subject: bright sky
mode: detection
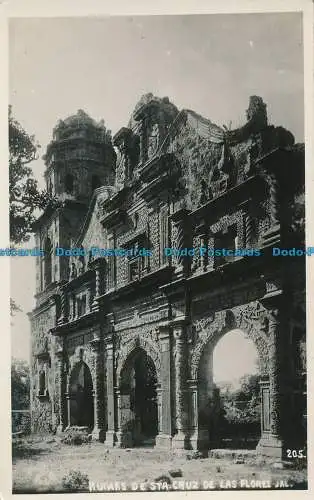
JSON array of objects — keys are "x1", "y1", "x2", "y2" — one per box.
[
  {"x1": 213, "y1": 329, "x2": 259, "y2": 386},
  {"x1": 9, "y1": 13, "x2": 304, "y2": 363}
]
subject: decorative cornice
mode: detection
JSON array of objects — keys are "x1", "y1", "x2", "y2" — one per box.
[
  {"x1": 100, "y1": 207, "x2": 127, "y2": 228},
  {"x1": 63, "y1": 269, "x2": 94, "y2": 291},
  {"x1": 50, "y1": 309, "x2": 98, "y2": 336},
  {"x1": 99, "y1": 264, "x2": 174, "y2": 302},
  {"x1": 113, "y1": 127, "x2": 133, "y2": 146},
  {"x1": 191, "y1": 175, "x2": 260, "y2": 223}
]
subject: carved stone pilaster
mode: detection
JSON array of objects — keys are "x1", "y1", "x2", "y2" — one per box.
[
  {"x1": 192, "y1": 222, "x2": 208, "y2": 274},
  {"x1": 267, "y1": 308, "x2": 281, "y2": 437},
  {"x1": 258, "y1": 292, "x2": 284, "y2": 458},
  {"x1": 155, "y1": 323, "x2": 173, "y2": 449},
  {"x1": 268, "y1": 175, "x2": 280, "y2": 226},
  {"x1": 172, "y1": 318, "x2": 188, "y2": 449},
  {"x1": 57, "y1": 290, "x2": 67, "y2": 325},
  {"x1": 90, "y1": 338, "x2": 106, "y2": 442},
  {"x1": 156, "y1": 385, "x2": 162, "y2": 434},
  {"x1": 262, "y1": 174, "x2": 280, "y2": 246},
  {"x1": 187, "y1": 379, "x2": 199, "y2": 450},
  {"x1": 72, "y1": 293, "x2": 77, "y2": 320},
  {"x1": 91, "y1": 259, "x2": 106, "y2": 311},
  {"x1": 104, "y1": 340, "x2": 116, "y2": 447},
  {"x1": 170, "y1": 209, "x2": 191, "y2": 277},
  {"x1": 55, "y1": 338, "x2": 66, "y2": 434},
  {"x1": 245, "y1": 214, "x2": 254, "y2": 248},
  {"x1": 86, "y1": 287, "x2": 91, "y2": 314},
  {"x1": 113, "y1": 127, "x2": 133, "y2": 186}
]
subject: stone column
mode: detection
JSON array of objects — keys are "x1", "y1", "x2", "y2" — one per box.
[
  {"x1": 268, "y1": 309, "x2": 282, "y2": 438},
  {"x1": 156, "y1": 385, "x2": 162, "y2": 435},
  {"x1": 90, "y1": 338, "x2": 106, "y2": 442},
  {"x1": 104, "y1": 339, "x2": 116, "y2": 447},
  {"x1": 245, "y1": 214, "x2": 254, "y2": 248},
  {"x1": 86, "y1": 286, "x2": 92, "y2": 314},
  {"x1": 170, "y1": 208, "x2": 190, "y2": 278},
  {"x1": 199, "y1": 232, "x2": 208, "y2": 273},
  {"x1": 187, "y1": 379, "x2": 199, "y2": 450},
  {"x1": 258, "y1": 295, "x2": 283, "y2": 458},
  {"x1": 192, "y1": 223, "x2": 208, "y2": 275},
  {"x1": 172, "y1": 318, "x2": 188, "y2": 449},
  {"x1": 92, "y1": 259, "x2": 106, "y2": 312},
  {"x1": 262, "y1": 173, "x2": 281, "y2": 246},
  {"x1": 155, "y1": 324, "x2": 173, "y2": 449},
  {"x1": 115, "y1": 387, "x2": 133, "y2": 448},
  {"x1": 55, "y1": 337, "x2": 66, "y2": 434},
  {"x1": 66, "y1": 390, "x2": 71, "y2": 428},
  {"x1": 72, "y1": 294, "x2": 77, "y2": 320},
  {"x1": 57, "y1": 289, "x2": 68, "y2": 325}
]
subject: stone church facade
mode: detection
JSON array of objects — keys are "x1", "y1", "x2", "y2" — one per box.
[{"x1": 29, "y1": 94, "x2": 306, "y2": 458}]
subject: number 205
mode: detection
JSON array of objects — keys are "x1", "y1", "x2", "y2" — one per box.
[{"x1": 286, "y1": 449, "x2": 305, "y2": 458}]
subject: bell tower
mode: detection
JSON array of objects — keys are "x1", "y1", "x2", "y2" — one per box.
[
  {"x1": 44, "y1": 109, "x2": 115, "y2": 201},
  {"x1": 34, "y1": 109, "x2": 116, "y2": 296}
]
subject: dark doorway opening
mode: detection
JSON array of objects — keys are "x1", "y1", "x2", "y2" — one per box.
[
  {"x1": 120, "y1": 348, "x2": 158, "y2": 447},
  {"x1": 69, "y1": 361, "x2": 94, "y2": 430}
]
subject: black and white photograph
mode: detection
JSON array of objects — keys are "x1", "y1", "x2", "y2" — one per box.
[{"x1": 4, "y1": 0, "x2": 313, "y2": 495}]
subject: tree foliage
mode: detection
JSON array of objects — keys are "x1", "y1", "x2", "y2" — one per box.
[
  {"x1": 9, "y1": 105, "x2": 48, "y2": 244},
  {"x1": 9, "y1": 107, "x2": 56, "y2": 316},
  {"x1": 11, "y1": 357, "x2": 30, "y2": 410},
  {"x1": 234, "y1": 373, "x2": 260, "y2": 401},
  {"x1": 219, "y1": 374, "x2": 261, "y2": 426}
]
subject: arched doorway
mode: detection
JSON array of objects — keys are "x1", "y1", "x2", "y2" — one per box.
[
  {"x1": 68, "y1": 361, "x2": 94, "y2": 429},
  {"x1": 197, "y1": 329, "x2": 261, "y2": 450},
  {"x1": 119, "y1": 348, "x2": 158, "y2": 447}
]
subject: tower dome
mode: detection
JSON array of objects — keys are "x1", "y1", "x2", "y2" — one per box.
[{"x1": 43, "y1": 110, "x2": 116, "y2": 202}]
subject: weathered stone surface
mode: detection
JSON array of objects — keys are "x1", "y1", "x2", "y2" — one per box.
[{"x1": 29, "y1": 94, "x2": 305, "y2": 461}]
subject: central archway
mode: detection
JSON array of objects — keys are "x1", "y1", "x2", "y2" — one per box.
[
  {"x1": 119, "y1": 347, "x2": 158, "y2": 447},
  {"x1": 197, "y1": 328, "x2": 261, "y2": 450},
  {"x1": 68, "y1": 361, "x2": 94, "y2": 429}
]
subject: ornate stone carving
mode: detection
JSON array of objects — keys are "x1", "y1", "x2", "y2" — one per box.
[
  {"x1": 116, "y1": 330, "x2": 161, "y2": 384},
  {"x1": 147, "y1": 123, "x2": 159, "y2": 159},
  {"x1": 191, "y1": 302, "x2": 269, "y2": 379}
]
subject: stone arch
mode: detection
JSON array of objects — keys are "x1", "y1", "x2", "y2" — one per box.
[
  {"x1": 191, "y1": 306, "x2": 269, "y2": 380},
  {"x1": 67, "y1": 345, "x2": 96, "y2": 391},
  {"x1": 67, "y1": 359, "x2": 94, "y2": 428},
  {"x1": 116, "y1": 335, "x2": 161, "y2": 386},
  {"x1": 116, "y1": 343, "x2": 159, "y2": 447},
  {"x1": 189, "y1": 305, "x2": 269, "y2": 451}
]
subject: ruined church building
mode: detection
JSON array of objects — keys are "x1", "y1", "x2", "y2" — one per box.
[{"x1": 30, "y1": 94, "x2": 306, "y2": 458}]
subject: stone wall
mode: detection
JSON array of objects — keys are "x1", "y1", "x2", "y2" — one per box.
[{"x1": 30, "y1": 303, "x2": 56, "y2": 433}]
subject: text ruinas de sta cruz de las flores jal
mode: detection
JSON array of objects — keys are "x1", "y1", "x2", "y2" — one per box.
[{"x1": 2, "y1": 246, "x2": 314, "y2": 257}]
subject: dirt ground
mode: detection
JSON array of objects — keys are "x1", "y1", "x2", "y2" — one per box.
[{"x1": 12, "y1": 436, "x2": 307, "y2": 493}]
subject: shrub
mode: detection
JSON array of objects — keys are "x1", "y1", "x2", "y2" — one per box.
[
  {"x1": 61, "y1": 470, "x2": 89, "y2": 492},
  {"x1": 61, "y1": 427, "x2": 91, "y2": 446}
]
